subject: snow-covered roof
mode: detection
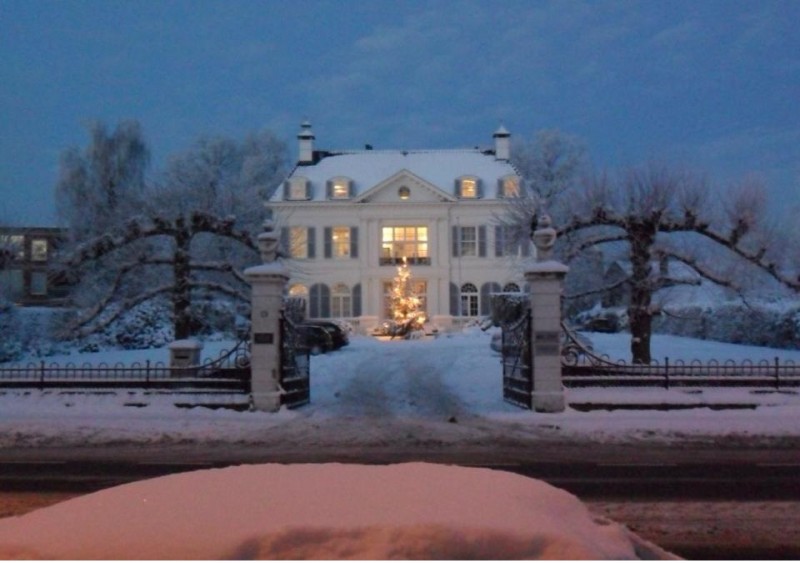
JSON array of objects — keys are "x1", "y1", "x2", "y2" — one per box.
[{"x1": 269, "y1": 149, "x2": 519, "y2": 202}]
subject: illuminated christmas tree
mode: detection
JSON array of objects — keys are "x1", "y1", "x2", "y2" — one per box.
[{"x1": 388, "y1": 257, "x2": 426, "y2": 334}]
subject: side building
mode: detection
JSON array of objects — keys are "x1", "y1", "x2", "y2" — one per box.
[
  {"x1": 267, "y1": 122, "x2": 533, "y2": 334},
  {"x1": 0, "y1": 226, "x2": 68, "y2": 306}
]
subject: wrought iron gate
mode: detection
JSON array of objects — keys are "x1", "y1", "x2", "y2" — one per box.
[
  {"x1": 494, "y1": 294, "x2": 533, "y2": 409},
  {"x1": 279, "y1": 311, "x2": 310, "y2": 408}
]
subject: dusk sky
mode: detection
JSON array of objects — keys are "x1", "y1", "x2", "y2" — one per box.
[{"x1": 1, "y1": 0, "x2": 798, "y2": 226}]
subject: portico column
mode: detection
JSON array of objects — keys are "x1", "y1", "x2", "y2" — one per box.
[
  {"x1": 244, "y1": 221, "x2": 290, "y2": 412},
  {"x1": 525, "y1": 215, "x2": 568, "y2": 413}
]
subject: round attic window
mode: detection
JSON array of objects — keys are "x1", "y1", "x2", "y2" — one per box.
[{"x1": 398, "y1": 186, "x2": 410, "y2": 200}]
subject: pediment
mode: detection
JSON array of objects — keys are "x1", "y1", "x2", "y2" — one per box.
[{"x1": 354, "y1": 170, "x2": 456, "y2": 204}]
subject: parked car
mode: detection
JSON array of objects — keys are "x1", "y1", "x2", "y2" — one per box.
[
  {"x1": 581, "y1": 316, "x2": 620, "y2": 333},
  {"x1": 307, "y1": 321, "x2": 349, "y2": 349},
  {"x1": 298, "y1": 324, "x2": 335, "y2": 355}
]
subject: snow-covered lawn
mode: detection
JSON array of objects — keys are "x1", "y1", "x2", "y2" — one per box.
[
  {"x1": 1, "y1": 329, "x2": 800, "y2": 449},
  {"x1": 0, "y1": 462, "x2": 674, "y2": 559}
]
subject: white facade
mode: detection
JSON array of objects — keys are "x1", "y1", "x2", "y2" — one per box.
[{"x1": 267, "y1": 124, "x2": 532, "y2": 334}]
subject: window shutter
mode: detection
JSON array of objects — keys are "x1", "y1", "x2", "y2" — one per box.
[
  {"x1": 497, "y1": 178, "x2": 504, "y2": 198},
  {"x1": 452, "y1": 226, "x2": 460, "y2": 257},
  {"x1": 323, "y1": 227, "x2": 332, "y2": 259},
  {"x1": 320, "y1": 284, "x2": 331, "y2": 318},
  {"x1": 280, "y1": 227, "x2": 289, "y2": 256},
  {"x1": 352, "y1": 284, "x2": 362, "y2": 317},
  {"x1": 307, "y1": 227, "x2": 316, "y2": 258},
  {"x1": 495, "y1": 226, "x2": 504, "y2": 257},
  {"x1": 348, "y1": 180, "x2": 356, "y2": 199},
  {"x1": 454, "y1": 178, "x2": 461, "y2": 198},
  {"x1": 325, "y1": 180, "x2": 332, "y2": 200},
  {"x1": 283, "y1": 181, "x2": 290, "y2": 200},
  {"x1": 449, "y1": 283, "x2": 459, "y2": 316},
  {"x1": 476, "y1": 178, "x2": 483, "y2": 199},
  {"x1": 305, "y1": 180, "x2": 312, "y2": 200},
  {"x1": 478, "y1": 226, "x2": 487, "y2": 257},
  {"x1": 350, "y1": 227, "x2": 359, "y2": 259},
  {"x1": 309, "y1": 284, "x2": 320, "y2": 318}
]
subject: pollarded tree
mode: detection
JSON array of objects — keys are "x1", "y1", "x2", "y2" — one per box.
[
  {"x1": 61, "y1": 212, "x2": 259, "y2": 340},
  {"x1": 557, "y1": 163, "x2": 798, "y2": 363}
]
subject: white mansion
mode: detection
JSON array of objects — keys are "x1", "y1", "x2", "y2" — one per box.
[{"x1": 267, "y1": 122, "x2": 532, "y2": 334}]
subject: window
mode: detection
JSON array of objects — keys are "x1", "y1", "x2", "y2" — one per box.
[
  {"x1": 398, "y1": 186, "x2": 410, "y2": 200},
  {"x1": 331, "y1": 283, "x2": 352, "y2": 318},
  {"x1": 456, "y1": 176, "x2": 480, "y2": 199},
  {"x1": 31, "y1": 239, "x2": 48, "y2": 262},
  {"x1": 495, "y1": 225, "x2": 529, "y2": 257},
  {"x1": 287, "y1": 227, "x2": 316, "y2": 259},
  {"x1": 503, "y1": 282, "x2": 521, "y2": 293},
  {"x1": 30, "y1": 271, "x2": 47, "y2": 296},
  {"x1": 1, "y1": 235, "x2": 24, "y2": 260},
  {"x1": 499, "y1": 175, "x2": 521, "y2": 198},
  {"x1": 460, "y1": 283, "x2": 479, "y2": 317},
  {"x1": 328, "y1": 177, "x2": 353, "y2": 199},
  {"x1": 289, "y1": 284, "x2": 309, "y2": 298},
  {"x1": 459, "y1": 227, "x2": 477, "y2": 257},
  {"x1": 285, "y1": 177, "x2": 310, "y2": 200},
  {"x1": 381, "y1": 226, "x2": 430, "y2": 265},
  {"x1": 325, "y1": 227, "x2": 357, "y2": 259},
  {"x1": 453, "y1": 225, "x2": 487, "y2": 258}
]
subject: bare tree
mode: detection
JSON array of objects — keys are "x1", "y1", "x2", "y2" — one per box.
[
  {"x1": 56, "y1": 120, "x2": 150, "y2": 242},
  {"x1": 61, "y1": 212, "x2": 259, "y2": 340},
  {"x1": 558, "y1": 163, "x2": 797, "y2": 363}
]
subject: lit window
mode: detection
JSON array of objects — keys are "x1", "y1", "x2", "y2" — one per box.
[
  {"x1": 500, "y1": 175, "x2": 520, "y2": 197},
  {"x1": 398, "y1": 186, "x2": 410, "y2": 200},
  {"x1": 332, "y1": 227, "x2": 351, "y2": 258},
  {"x1": 381, "y1": 226, "x2": 429, "y2": 265},
  {"x1": 289, "y1": 284, "x2": 308, "y2": 298},
  {"x1": 459, "y1": 177, "x2": 478, "y2": 198},
  {"x1": 31, "y1": 239, "x2": 48, "y2": 262},
  {"x1": 329, "y1": 177, "x2": 352, "y2": 199},
  {"x1": 289, "y1": 227, "x2": 309, "y2": 258}
]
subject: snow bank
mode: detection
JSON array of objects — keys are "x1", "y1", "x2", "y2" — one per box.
[{"x1": 0, "y1": 463, "x2": 674, "y2": 560}]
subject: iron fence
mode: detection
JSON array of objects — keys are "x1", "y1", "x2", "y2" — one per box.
[
  {"x1": 562, "y1": 325, "x2": 800, "y2": 389},
  {"x1": 0, "y1": 340, "x2": 251, "y2": 392}
]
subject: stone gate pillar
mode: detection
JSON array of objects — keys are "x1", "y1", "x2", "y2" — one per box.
[
  {"x1": 525, "y1": 215, "x2": 569, "y2": 413},
  {"x1": 244, "y1": 221, "x2": 289, "y2": 412}
]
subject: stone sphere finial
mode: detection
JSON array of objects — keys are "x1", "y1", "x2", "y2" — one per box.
[
  {"x1": 532, "y1": 214, "x2": 557, "y2": 262},
  {"x1": 257, "y1": 220, "x2": 279, "y2": 263}
]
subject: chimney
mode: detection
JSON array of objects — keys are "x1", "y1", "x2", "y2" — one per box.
[
  {"x1": 493, "y1": 124, "x2": 510, "y2": 161},
  {"x1": 298, "y1": 120, "x2": 315, "y2": 164}
]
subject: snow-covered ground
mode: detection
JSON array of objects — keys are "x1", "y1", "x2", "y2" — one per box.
[
  {"x1": 2, "y1": 328, "x2": 800, "y2": 450},
  {"x1": 2, "y1": 330, "x2": 799, "y2": 559},
  {"x1": 0, "y1": 462, "x2": 674, "y2": 559}
]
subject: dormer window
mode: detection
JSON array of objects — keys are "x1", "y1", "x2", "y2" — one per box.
[
  {"x1": 285, "y1": 176, "x2": 311, "y2": 200},
  {"x1": 455, "y1": 176, "x2": 481, "y2": 199},
  {"x1": 327, "y1": 176, "x2": 353, "y2": 200},
  {"x1": 499, "y1": 175, "x2": 521, "y2": 198}
]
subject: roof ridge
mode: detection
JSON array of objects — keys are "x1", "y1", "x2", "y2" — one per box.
[{"x1": 329, "y1": 148, "x2": 489, "y2": 155}]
